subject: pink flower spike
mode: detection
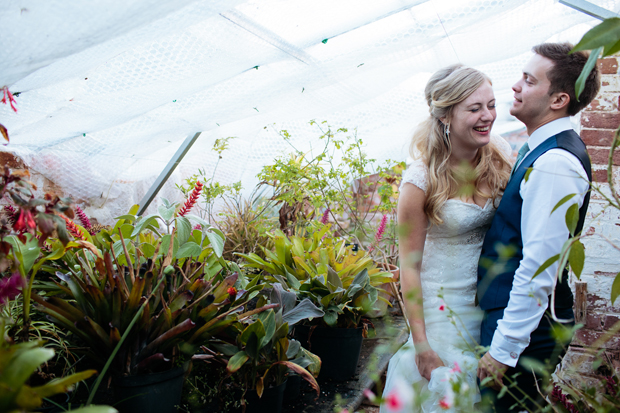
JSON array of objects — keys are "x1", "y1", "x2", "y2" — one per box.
[
  {"x1": 363, "y1": 388, "x2": 376, "y2": 401},
  {"x1": 320, "y1": 208, "x2": 330, "y2": 225},
  {"x1": 374, "y1": 215, "x2": 388, "y2": 243},
  {"x1": 451, "y1": 362, "x2": 461, "y2": 373}
]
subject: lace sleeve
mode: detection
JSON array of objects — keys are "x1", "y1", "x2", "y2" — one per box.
[{"x1": 400, "y1": 157, "x2": 428, "y2": 193}]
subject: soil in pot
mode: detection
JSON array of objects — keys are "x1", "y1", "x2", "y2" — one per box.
[{"x1": 293, "y1": 325, "x2": 363, "y2": 381}]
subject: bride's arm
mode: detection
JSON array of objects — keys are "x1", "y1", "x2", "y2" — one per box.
[{"x1": 398, "y1": 182, "x2": 444, "y2": 381}]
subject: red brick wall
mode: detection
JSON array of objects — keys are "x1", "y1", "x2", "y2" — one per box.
[{"x1": 562, "y1": 55, "x2": 620, "y2": 385}]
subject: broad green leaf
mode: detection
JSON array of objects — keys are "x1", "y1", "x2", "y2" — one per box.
[
  {"x1": 611, "y1": 272, "x2": 620, "y2": 305},
  {"x1": 604, "y1": 38, "x2": 620, "y2": 56},
  {"x1": 285, "y1": 271, "x2": 301, "y2": 290},
  {"x1": 158, "y1": 203, "x2": 176, "y2": 222},
  {"x1": 323, "y1": 309, "x2": 338, "y2": 326},
  {"x1": 140, "y1": 242, "x2": 156, "y2": 259},
  {"x1": 175, "y1": 216, "x2": 192, "y2": 246},
  {"x1": 1, "y1": 347, "x2": 54, "y2": 389},
  {"x1": 184, "y1": 214, "x2": 209, "y2": 227},
  {"x1": 176, "y1": 241, "x2": 202, "y2": 259},
  {"x1": 226, "y1": 351, "x2": 249, "y2": 373},
  {"x1": 282, "y1": 299, "x2": 324, "y2": 326},
  {"x1": 531, "y1": 254, "x2": 560, "y2": 280},
  {"x1": 205, "y1": 230, "x2": 224, "y2": 258},
  {"x1": 261, "y1": 311, "x2": 277, "y2": 345},
  {"x1": 240, "y1": 320, "x2": 266, "y2": 347},
  {"x1": 119, "y1": 223, "x2": 134, "y2": 239},
  {"x1": 568, "y1": 240, "x2": 585, "y2": 279},
  {"x1": 565, "y1": 203, "x2": 579, "y2": 236},
  {"x1": 130, "y1": 214, "x2": 158, "y2": 238},
  {"x1": 551, "y1": 193, "x2": 576, "y2": 215},
  {"x1": 575, "y1": 47, "x2": 603, "y2": 101},
  {"x1": 572, "y1": 18, "x2": 620, "y2": 52},
  {"x1": 31, "y1": 369, "x2": 97, "y2": 398}
]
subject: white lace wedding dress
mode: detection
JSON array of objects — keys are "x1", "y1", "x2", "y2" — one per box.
[{"x1": 381, "y1": 137, "x2": 510, "y2": 413}]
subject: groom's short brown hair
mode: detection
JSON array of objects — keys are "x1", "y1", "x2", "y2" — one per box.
[{"x1": 532, "y1": 42, "x2": 601, "y2": 116}]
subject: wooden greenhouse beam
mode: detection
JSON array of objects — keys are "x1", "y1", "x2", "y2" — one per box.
[
  {"x1": 137, "y1": 132, "x2": 201, "y2": 216},
  {"x1": 559, "y1": 0, "x2": 618, "y2": 20}
]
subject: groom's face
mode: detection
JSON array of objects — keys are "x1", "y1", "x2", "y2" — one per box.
[{"x1": 509, "y1": 54, "x2": 555, "y2": 126}]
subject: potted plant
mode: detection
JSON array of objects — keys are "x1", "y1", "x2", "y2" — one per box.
[
  {"x1": 31, "y1": 202, "x2": 267, "y2": 412},
  {"x1": 238, "y1": 226, "x2": 393, "y2": 380}
]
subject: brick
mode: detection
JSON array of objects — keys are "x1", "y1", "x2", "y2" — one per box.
[
  {"x1": 594, "y1": 169, "x2": 608, "y2": 182},
  {"x1": 573, "y1": 329, "x2": 620, "y2": 349},
  {"x1": 598, "y1": 57, "x2": 619, "y2": 75},
  {"x1": 604, "y1": 314, "x2": 620, "y2": 330},
  {"x1": 582, "y1": 128, "x2": 617, "y2": 146},
  {"x1": 586, "y1": 93, "x2": 620, "y2": 111},
  {"x1": 589, "y1": 148, "x2": 620, "y2": 166},
  {"x1": 601, "y1": 75, "x2": 620, "y2": 93},
  {"x1": 586, "y1": 313, "x2": 604, "y2": 330},
  {"x1": 581, "y1": 112, "x2": 620, "y2": 129}
]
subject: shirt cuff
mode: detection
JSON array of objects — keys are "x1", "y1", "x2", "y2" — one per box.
[{"x1": 488, "y1": 329, "x2": 530, "y2": 368}]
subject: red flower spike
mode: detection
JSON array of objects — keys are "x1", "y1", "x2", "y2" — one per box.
[
  {"x1": 1, "y1": 87, "x2": 18, "y2": 113},
  {"x1": 178, "y1": 181, "x2": 203, "y2": 217},
  {"x1": 61, "y1": 215, "x2": 87, "y2": 241},
  {"x1": 3, "y1": 205, "x2": 18, "y2": 225},
  {"x1": 13, "y1": 209, "x2": 36, "y2": 233},
  {"x1": 227, "y1": 287, "x2": 237, "y2": 298}
]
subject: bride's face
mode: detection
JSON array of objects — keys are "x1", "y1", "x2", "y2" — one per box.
[{"x1": 447, "y1": 81, "x2": 496, "y2": 152}]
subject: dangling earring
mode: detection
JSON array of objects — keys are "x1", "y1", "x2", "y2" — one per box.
[{"x1": 444, "y1": 122, "x2": 450, "y2": 139}]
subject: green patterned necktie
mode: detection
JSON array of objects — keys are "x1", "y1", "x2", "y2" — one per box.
[{"x1": 510, "y1": 142, "x2": 530, "y2": 177}]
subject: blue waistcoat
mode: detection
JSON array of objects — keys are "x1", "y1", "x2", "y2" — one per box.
[{"x1": 477, "y1": 129, "x2": 592, "y2": 311}]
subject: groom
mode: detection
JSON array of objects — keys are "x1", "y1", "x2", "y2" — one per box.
[{"x1": 476, "y1": 43, "x2": 601, "y2": 411}]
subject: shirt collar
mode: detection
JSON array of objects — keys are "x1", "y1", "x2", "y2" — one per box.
[{"x1": 527, "y1": 117, "x2": 573, "y2": 151}]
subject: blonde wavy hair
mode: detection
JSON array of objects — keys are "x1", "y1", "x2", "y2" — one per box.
[{"x1": 410, "y1": 64, "x2": 511, "y2": 226}]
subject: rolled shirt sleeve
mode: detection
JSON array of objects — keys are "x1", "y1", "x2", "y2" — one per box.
[{"x1": 489, "y1": 149, "x2": 589, "y2": 367}]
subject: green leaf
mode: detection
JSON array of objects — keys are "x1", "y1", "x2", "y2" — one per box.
[
  {"x1": 565, "y1": 203, "x2": 579, "y2": 236},
  {"x1": 575, "y1": 46, "x2": 603, "y2": 101},
  {"x1": 604, "y1": 38, "x2": 620, "y2": 56},
  {"x1": 184, "y1": 214, "x2": 209, "y2": 227},
  {"x1": 31, "y1": 369, "x2": 97, "y2": 398},
  {"x1": 130, "y1": 214, "x2": 158, "y2": 238},
  {"x1": 205, "y1": 229, "x2": 224, "y2": 257},
  {"x1": 158, "y1": 202, "x2": 176, "y2": 222},
  {"x1": 572, "y1": 18, "x2": 620, "y2": 52},
  {"x1": 261, "y1": 310, "x2": 277, "y2": 345},
  {"x1": 523, "y1": 167, "x2": 533, "y2": 183},
  {"x1": 176, "y1": 241, "x2": 202, "y2": 259},
  {"x1": 140, "y1": 242, "x2": 156, "y2": 259},
  {"x1": 531, "y1": 254, "x2": 560, "y2": 280},
  {"x1": 497, "y1": 385, "x2": 508, "y2": 399},
  {"x1": 611, "y1": 272, "x2": 620, "y2": 305},
  {"x1": 226, "y1": 351, "x2": 249, "y2": 373},
  {"x1": 551, "y1": 193, "x2": 576, "y2": 215},
  {"x1": 1, "y1": 347, "x2": 54, "y2": 389},
  {"x1": 175, "y1": 216, "x2": 192, "y2": 246},
  {"x1": 568, "y1": 240, "x2": 585, "y2": 279},
  {"x1": 323, "y1": 309, "x2": 338, "y2": 326}
]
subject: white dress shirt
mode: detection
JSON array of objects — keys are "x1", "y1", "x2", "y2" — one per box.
[{"x1": 489, "y1": 117, "x2": 590, "y2": 367}]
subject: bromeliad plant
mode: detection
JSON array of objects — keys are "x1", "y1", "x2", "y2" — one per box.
[
  {"x1": 239, "y1": 225, "x2": 393, "y2": 328},
  {"x1": 31, "y1": 205, "x2": 265, "y2": 377}
]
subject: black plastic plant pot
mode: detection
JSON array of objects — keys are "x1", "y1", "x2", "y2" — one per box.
[
  {"x1": 294, "y1": 325, "x2": 363, "y2": 381},
  {"x1": 282, "y1": 373, "x2": 301, "y2": 405},
  {"x1": 113, "y1": 364, "x2": 186, "y2": 413},
  {"x1": 242, "y1": 379, "x2": 287, "y2": 413}
]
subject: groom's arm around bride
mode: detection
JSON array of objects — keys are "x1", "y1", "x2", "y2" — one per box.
[{"x1": 476, "y1": 43, "x2": 601, "y2": 412}]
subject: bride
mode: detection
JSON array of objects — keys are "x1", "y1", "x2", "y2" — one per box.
[{"x1": 381, "y1": 65, "x2": 512, "y2": 412}]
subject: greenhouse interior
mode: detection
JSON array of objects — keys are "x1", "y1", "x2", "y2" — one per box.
[{"x1": 1, "y1": 0, "x2": 620, "y2": 412}]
